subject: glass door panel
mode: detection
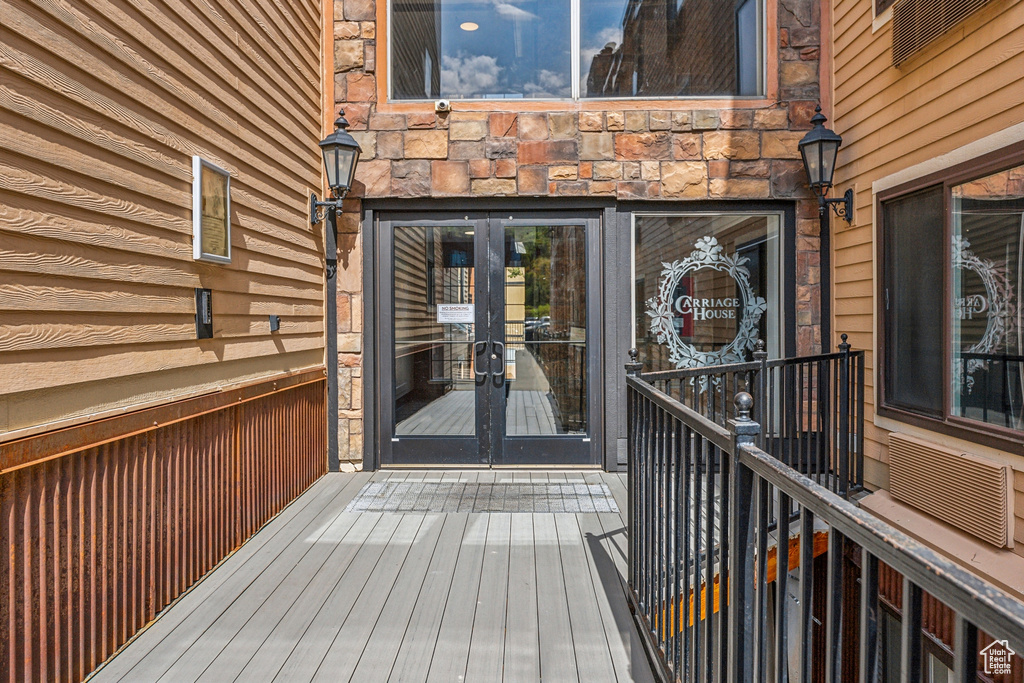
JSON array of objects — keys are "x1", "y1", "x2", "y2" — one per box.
[
  {"x1": 493, "y1": 218, "x2": 596, "y2": 466},
  {"x1": 386, "y1": 221, "x2": 488, "y2": 466},
  {"x1": 503, "y1": 224, "x2": 588, "y2": 436},
  {"x1": 380, "y1": 213, "x2": 599, "y2": 467},
  {"x1": 393, "y1": 225, "x2": 477, "y2": 436}
]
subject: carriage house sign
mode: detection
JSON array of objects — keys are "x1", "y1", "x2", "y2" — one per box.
[{"x1": 646, "y1": 236, "x2": 767, "y2": 369}]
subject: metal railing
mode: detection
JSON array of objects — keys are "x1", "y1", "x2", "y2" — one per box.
[
  {"x1": 636, "y1": 336, "x2": 865, "y2": 499},
  {"x1": 626, "y1": 368, "x2": 1024, "y2": 683}
]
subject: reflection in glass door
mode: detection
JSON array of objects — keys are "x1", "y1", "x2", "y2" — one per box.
[
  {"x1": 385, "y1": 220, "x2": 488, "y2": 465},
  {"x1": 379, "y1": 213, "x2": 599, "y2": 467},
  {"x1": 502, "y1": 225, "x2": 587, "y2": 436},
  {"x1": 493, "y1": 218, "x2": 596, "y2": 466}
]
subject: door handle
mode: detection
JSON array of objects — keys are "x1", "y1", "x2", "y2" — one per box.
[
  {"x1": 491, "y1": 341, "x2": 506, "y2": 380},
  {"x1": 473, "y1": 341, "x2": 488, "y2": 379}
]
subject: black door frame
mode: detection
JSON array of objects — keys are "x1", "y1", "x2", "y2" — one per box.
[
  {"x1": 374, "y1": 208, "x2": 604, "y2": 468},
  {"x1": 362, "y1": 198, "x2": 799, "y2": 472}
]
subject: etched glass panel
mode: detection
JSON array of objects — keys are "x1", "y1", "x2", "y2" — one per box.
[
  {"x1": 951, "y1": 163, "x2": 1024, "y2": 430},
  {"x1": 633, "y1": 214, "x2": 781, "y2": 372}
]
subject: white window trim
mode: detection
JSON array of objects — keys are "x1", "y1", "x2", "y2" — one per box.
[{"x1": 192, "y1": 156, "x2": 232, "y2": 265}]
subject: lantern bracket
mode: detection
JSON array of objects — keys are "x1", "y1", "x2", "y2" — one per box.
[
  {"x1": 820, "y1": 188, "x2": 854, "y2": 224},
  {"x1": 310, "y1": 191, "x2": 346, "y2": 226}
]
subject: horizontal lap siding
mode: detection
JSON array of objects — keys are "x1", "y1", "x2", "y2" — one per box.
[
  {"x1": 831, "y1": 0, "x2": 1024, "y2": 491},
  {"x1": 0, "y1": 379, "x2": 327, "y2": 683},
  {"x1": 0, "y1": 0, "x2": 325, "y2": 435}
]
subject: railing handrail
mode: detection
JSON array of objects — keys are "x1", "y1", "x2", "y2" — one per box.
[
  {"x1": 737, "y1": 440, "x2": 1024, "y2": 654},
  {"x1": 635, "y1": 349, "x2": 865, "y2": 382},
  {"x1": 626, "y1": 374, "x2": 732, "y2": 451},
  {"x1": 639, "y1": 359, "x2": 762, "y2": 382}
]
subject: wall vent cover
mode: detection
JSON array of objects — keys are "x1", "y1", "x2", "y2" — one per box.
[
  {"x1": 888, "y1": 433, "x2": 1013, "y2": 547},
  {"x1": 892, "y1": 0, "x2": 994, "y2": 67}
]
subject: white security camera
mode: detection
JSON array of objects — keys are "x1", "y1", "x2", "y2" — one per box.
[{"x1": 435, "y1": 99, "x2": 451, "y2": 112}]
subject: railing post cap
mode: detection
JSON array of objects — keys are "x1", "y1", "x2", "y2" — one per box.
[
  {"x1": 839, "y1": 333, "x2": 851, "y2": 351},
  {"x1": 753, "y1": 338, "x2": 768, "y2": 361},
  {"x1": 625, "y1": 347, "x2": 643, "y2": 376},
  {"x1": 728, "y1": 391, "x2": 761, "y2": 439}
]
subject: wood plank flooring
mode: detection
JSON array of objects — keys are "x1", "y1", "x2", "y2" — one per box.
[
  {"x1": 395, "y1": 390, "x2": 561, "y2": 436},
  {"x1": 88, "y1": 471, "x2": 654, "y2": 683}
]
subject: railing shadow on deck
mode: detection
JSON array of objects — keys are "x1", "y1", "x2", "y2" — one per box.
[{"x1": 624, "y1": 349, "x2": 1024, "y2": 683}]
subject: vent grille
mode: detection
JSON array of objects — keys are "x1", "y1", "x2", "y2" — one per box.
[
  {"x1": 892, "y1": 0, "x2": 994, "y2": 67},
  {"x1": 888, "y1": 433, "x2": 1013, "y2": 548}
]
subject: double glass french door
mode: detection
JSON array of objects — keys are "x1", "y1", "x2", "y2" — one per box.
[{"x1": 378, "y1": 211, "x2": 600, "y2": 466}]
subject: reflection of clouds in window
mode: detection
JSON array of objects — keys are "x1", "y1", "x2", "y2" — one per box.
[
  {"x1": 524, "y1": 69, "x2": 571, "y2": 98},
  {"x1": 493, "y1": 1, "x2": 538, "y2": 20},
  {"x1": 441, "y1": 53, "x2": 502, "y2": 96}
]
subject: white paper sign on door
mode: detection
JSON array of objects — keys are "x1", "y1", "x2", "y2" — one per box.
[{"x1": 436, "y1": 303, "x2": 475, "y2": 323}]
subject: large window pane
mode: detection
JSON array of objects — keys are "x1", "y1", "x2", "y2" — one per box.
[
  {"x1": 634, "y1": 214, "x2": 781, "y2": 372},
  {"x1": 391, "y1": 0, "x2": 571, "y2": 100},
  {"x1": 952, "y1": 163, "x2": 1024, "y2": 430},
  {"x1": 883, "y1": 187, "x2": 944, "y2": 417},
  {"x1": 582, "y1": 0, "x2": 761, "y2": 97}
]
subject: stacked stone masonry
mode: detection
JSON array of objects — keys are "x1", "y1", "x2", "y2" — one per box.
[{"x1": 331, "y1": 0, "x2": 824, "y2": 461}]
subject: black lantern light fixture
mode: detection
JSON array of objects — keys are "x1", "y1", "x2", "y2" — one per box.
[
  {"x1": 311, "y1": 109, "x2": 361, "y2": 225},
  {"x1": 798, "y1": 105, "x2": 853, "y2": 223}
]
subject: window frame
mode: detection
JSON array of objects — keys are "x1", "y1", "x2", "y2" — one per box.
[
  {"x1": 876, "y1": 141, "x2": 1024, "y2": 452},
  {"x1": 384, "y1": 0, "x2": 768, "y2": 102}
]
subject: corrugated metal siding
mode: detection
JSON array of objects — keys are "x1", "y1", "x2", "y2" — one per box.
[
  {"x1": 0, "y1": 379, "x2": 326, "y2": 683},
  {"x1": 879, "y1": 561, "x2": 1024, "y2": 682}
]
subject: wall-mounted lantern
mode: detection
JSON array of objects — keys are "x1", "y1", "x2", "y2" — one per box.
[
  {"x1": 311, "y1": 110, "x2": 362, "y2": 225},
  {"x1": 798, "y1": 105, "x2": 853, "y2": 224}
]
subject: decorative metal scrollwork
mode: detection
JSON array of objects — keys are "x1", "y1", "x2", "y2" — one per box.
[{"x1": 645, "y1": 236, "x2": 767, "y2": 370}]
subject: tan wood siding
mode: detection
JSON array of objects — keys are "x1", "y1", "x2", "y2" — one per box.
[
  {"x1": 831, "y1": 0, "x2": 1024, "y2": 551},
  {"x1": 0, "y1": 0, "x2": 325, "y2": 437}
]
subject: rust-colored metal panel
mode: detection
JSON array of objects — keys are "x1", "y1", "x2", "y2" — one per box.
[{"x1": 0, "y1": 378, "x2": 326, "y2": 683}]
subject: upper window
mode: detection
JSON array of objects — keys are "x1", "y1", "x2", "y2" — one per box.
[
  {"x1": 389, "y1": 0, "x2": 764, "y2": 101},
  {"x1": 880, "y1": 153, "x2": 1024, "y2": 440}
]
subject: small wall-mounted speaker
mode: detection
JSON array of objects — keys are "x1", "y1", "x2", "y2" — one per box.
[{"x1": 195, "y1": 288, "x2": 213, "y2": 339}]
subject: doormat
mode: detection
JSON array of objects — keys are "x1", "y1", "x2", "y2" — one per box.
[{"x1": 345, "y1": 481, "x2": 619, "y2": 513}]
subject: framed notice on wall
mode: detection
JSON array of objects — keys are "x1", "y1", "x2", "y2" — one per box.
[{"x1": 192, "y1": 156, "x2": 231, "y2": 263}]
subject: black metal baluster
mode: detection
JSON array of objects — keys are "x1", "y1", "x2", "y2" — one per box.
[
  {"x1": 859, "y1": 548, "x2": 880, "y2": 683},
  {"x1": 799, "y1": 508, "x2": 815, "y2": 683},
  {"x1": 684, "y1": 423, "x2": 692, "y2": 679},
  {"x1": 825, "y1": 529, "x2": 844, "y2": 683},
  {"x1": 693, "y1": 432, "x2": 705, "y2": 683},
  {"x1": 953, "y1": 615, "x2": 978, "y2": 683},
  {"x1": 756, "y1": 476, "x2": 769, "y2": 682},
  {"x1": 704, "y1": 436, "x2": 715, "y2": 682},
  {"x1": 899, "y1": 578, "x2": 923, "y2": 683},
  {"x1": 856, "y1": 353, "x2": 865, "y2": 490},
  {"x1": 839, "y1": 335, "x2": 850, "y2": 498},
  {"x1": 775, "y1": 492, "x2": 791, "y2": 683},
  {"x1": 718, "y1": 441, "x2": 731, "y2": 683}
]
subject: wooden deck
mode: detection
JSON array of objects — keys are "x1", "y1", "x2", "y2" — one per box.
[
  {"x1": 396, "y1": 389, "x2": 561, "y2": 436},
  {"x1": 88, "y1": 470, "x2": 655, "y2": 683}
]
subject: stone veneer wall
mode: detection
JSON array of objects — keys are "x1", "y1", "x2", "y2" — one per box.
[{"x1": 330, "y1": 0, "x2": 825, "y2": 463}]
